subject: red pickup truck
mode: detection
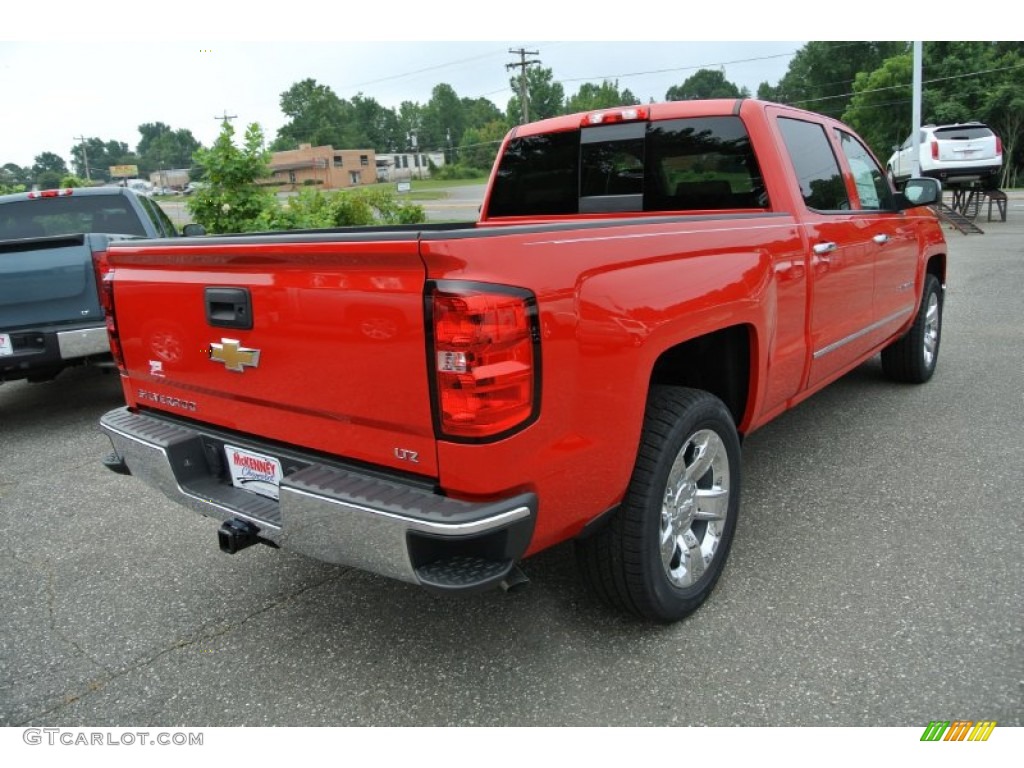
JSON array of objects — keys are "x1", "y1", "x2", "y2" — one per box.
[{"x1": 98, "y1": 99, "x2": 947, "y2": 622}]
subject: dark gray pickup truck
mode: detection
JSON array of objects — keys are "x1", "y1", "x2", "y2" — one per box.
[{"x1": 0, "y1": 186, "x2": 196, "y2": 383}]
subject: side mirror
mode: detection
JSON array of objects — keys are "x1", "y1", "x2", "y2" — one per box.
[
  {"x1": 896, "y1": 177, "x2": 941, "y2": 210},
  {"x1": 181, "y1": 223, "x2": 206, "y2": 237}
]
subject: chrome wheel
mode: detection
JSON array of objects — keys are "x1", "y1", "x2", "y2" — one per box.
[
  {"x1": 575, "y1": 386, "x2": 741, "y2": 622},
  {"x1": 660, "y1": 429, "x2": 730, "y2": 588},
  {"x1": 923, "y1": 292, "x2": 940, "y2": 369}
]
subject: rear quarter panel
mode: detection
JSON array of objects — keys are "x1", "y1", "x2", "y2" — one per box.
[{"x1": 422, "y1": 214, "x2": 801, "y2": 552}]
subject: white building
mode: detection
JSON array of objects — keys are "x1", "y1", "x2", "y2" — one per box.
[{"x1": 375, "y1": 152, "x2": 445, "y2": 181}]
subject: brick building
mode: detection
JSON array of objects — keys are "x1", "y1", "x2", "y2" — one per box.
[{"x1": 268, "y1": 144, "x2": 377, "y2": 190}]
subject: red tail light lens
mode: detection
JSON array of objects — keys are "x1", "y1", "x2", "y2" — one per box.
[
  {"x1": 996, "y1": 135, "x2": 1003, "y2": 156},
  {"x1": 931, "y1": 140, "x2": 939, "y2": 160},
  {"x1": 92, "y1": 250, "x2": 124, "y2": 370},
  {"x1": 429, "y1": 282, "x2": 539, "y2": 440}
]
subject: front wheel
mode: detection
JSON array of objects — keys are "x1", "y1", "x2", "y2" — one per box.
[
  {"x1": 576, "y1": 387, "x2": 741, "y2": 622},
  {"x1": 881, "y1": 274, "x2": 942, "y2": 383}
]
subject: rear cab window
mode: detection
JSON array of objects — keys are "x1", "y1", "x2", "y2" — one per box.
[
  {"x1": 487, "y1": 115, "x2": 769, "y2": 218},
  {"x1": 0, "y1": 194, "x2": 148, "y2": 238}
]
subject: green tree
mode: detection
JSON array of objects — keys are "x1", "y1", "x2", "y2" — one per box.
[
  {"x1": 462, "y1": 97, "x2": 503, "y2": 132},
  {"x1": 758, "y1": 42, "x2": 906, "y2": 116},
  {"x1": 349, "y1": 94, "x2": 402, "y2": 151},
  {"x1": 507, "y1": 66, "x2": 564, "y2": 124},
  {"x1": 841, "y1": 53, "x2": 913, "y2": 158},
  {"x1": 458, "y1": 120, "x2": 511, "y2": 171},
  {"x1": 422, "y1": 84, "x2": 465, "y2": 156},
  {"x1": 396, "y1": 101, "x2": 426, "y2": 151},
  {"x1": 1, "y1": 163, "x2": 30, "y2": 192},
  {"x1": 32, "y1": 152, "x2": 69, "y2": 190},
  {"x1": 136, "y1": 123, "x2": 203, "y2": 174},
  {"x1": 272, "y1": 78, "x2": 348, "y2": 151},
  {"x1": 982, "y1": 63, "x2": 1024, "y2": 188},
  {"x1": 187, "y1": 121, "x2": 276, "y2": 234},
  {"x1": 565, "y1": 80, "x2": 639, "y2": 113},
  {"x1": 666, "y1": 69, "x2": 748, "y2": 101},
  {"x1": 69, "y1": 138, "x2": 135, "y2": 182}
]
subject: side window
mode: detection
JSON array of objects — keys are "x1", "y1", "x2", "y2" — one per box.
[
  {"x1": 834, "y1": 129, "x2": 894, "y2": 211},
  {"x1": 777, "y1": 117, "x2": 850, "y2": 212},
  {"x1": 138, "y1": 196, "x2": 170, "y2": 236}
]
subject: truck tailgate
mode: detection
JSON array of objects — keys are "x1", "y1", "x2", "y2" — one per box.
[
  {"x1": 108, "y1": 237, "x2": 438, "y2": 477},
  {"x1": 0, "y1": 236, "x2": 101, "y2": 329}
]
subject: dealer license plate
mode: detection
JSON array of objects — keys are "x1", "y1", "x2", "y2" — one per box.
[
  {"x1": 224, "y1": 445, "x2": 283, "y2": 501},
  {"x1": 0, "y1": 333, "x2": 12, "y2": 357}
]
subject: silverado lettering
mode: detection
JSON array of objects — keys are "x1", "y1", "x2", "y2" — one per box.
[{"x1": 98, "y1": 99, "x2": 947, "y2": 622}]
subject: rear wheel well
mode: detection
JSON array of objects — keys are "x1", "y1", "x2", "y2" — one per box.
[
  {"x1": 927, "y1": 254, "x2": 946, "y2": 287},
  {"x1": 649, "y1": 325, "x2": 751, "y2": 429}
]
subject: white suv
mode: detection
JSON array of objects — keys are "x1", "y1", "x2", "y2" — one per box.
[{"x1": 886, "y1": 123, "x2": 1002, "y2": 189}]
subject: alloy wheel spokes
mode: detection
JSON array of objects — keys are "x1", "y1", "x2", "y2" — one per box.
[{"x1": 660, "y1": 429, "x2": 730, "y2": 588}]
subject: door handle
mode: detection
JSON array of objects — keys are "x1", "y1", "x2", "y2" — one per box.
[
  {"x1": 813, "y1": 242, "x2": 837, "y2": 255},
  {"x1": 873, "y1": 234, "x2": 890, "y2": 244}
]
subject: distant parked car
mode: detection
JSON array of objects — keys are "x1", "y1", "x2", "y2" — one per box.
[{"x1": 887, "y1": 123, "x2": 1003, "y2": 189}]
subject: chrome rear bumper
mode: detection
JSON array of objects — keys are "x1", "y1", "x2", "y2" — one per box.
[{"x1": 100, "y1": 407, "x2": 535, "y2": 592}]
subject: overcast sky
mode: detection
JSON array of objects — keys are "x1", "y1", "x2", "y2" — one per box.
[
  {"x1": 1, "y1": 40, "x2": 805, "y2": 169},
  {"x1": 2, "y1": 3, "x2": 958, "y2": 171}
]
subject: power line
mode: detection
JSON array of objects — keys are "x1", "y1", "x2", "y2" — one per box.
[
  {"x1": 557, "y1": 49, "x2": 801, "y2": 87},
  {"x1": 338, "y1": 49, "x2": 509, "y2": 91}
]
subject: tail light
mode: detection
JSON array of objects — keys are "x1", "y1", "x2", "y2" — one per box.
[
  {"x1": 996, "y1": 135, "x2": 1003, "y2": 156},
  {"x1": 931, "y1": 140, "x2": 939, "y2": 160},
  {"x1": 92, "y1": 250, "x2": 125, "y2": 370},
  {"x1": 429, "y1": 282, "x2": 539, "y2": 440}
]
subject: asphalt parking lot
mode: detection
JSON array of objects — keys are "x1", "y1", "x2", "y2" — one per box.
[{"x1": 1, "y1": 204, "x2": 1021, "y2": 728}]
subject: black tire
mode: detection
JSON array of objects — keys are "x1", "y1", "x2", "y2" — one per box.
[
  {"x1": 576, "y1": 386, "x2": 741, "y2": 622},
  {"x1": 881, "y1": 274, "x2": 942, "y2": 384}
]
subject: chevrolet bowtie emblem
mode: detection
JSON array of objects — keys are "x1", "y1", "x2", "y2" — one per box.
[{"x1": 209, "y1": 339, "x2": 260, "y2": 372}]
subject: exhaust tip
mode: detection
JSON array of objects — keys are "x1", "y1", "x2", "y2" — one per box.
[{"x1": 499, "y1": 565, "x2": 530, "y2": 594}]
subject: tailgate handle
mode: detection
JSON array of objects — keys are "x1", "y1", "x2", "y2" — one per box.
[{"x1": 205, "y1": 287, "x2": 253, "y2": 330}]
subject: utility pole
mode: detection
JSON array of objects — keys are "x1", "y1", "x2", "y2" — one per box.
[
  {"x1": 911, "y1": 41, "x2": 923, "y2": 179},
  {"x1": 74, "y1": 135, "x2": 90, "y2": 181},
  {"x1": 506, "y1": 48, "x2": 540, "y2": 124}
]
